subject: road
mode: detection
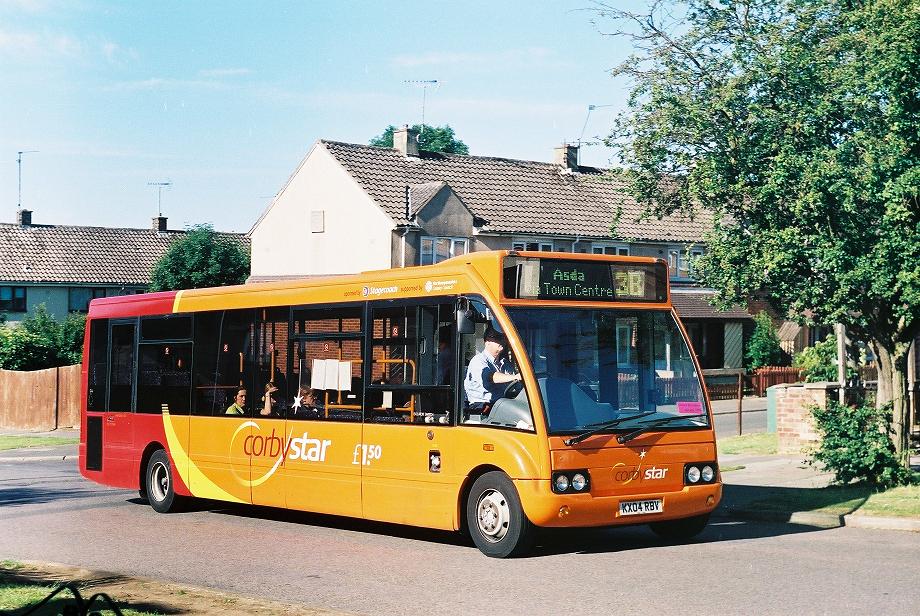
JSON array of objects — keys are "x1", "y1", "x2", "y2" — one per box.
[
  {"x1": 712, "y1": 396, "x2": 767, "y2": 437},
  {"x1": 2, "y1": 449, "x2": 917, "y2": 615}
]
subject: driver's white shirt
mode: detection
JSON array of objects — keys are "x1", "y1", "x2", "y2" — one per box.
[{"x1": 464, "y1": 349, "x2": 514, "y2": 404}]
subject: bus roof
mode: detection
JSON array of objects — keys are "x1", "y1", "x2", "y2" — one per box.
[{"x1": 87, "y1": 250, "x2": 669, "y2": 318}]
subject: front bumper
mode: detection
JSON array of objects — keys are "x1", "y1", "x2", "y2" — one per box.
[{"x1": 514, "y1": 479, "x2": 722, "y2": 528}]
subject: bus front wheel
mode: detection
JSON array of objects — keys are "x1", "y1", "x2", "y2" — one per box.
[
  {"x1": 145, "y1": 450, "x2": 183, "y2": 513},
  {"x1": 466, "y1": 471, "x2": 535, "y2": 558},
  {"x1": 649, "y1": 513, "x2": 710, "y2": 540}
]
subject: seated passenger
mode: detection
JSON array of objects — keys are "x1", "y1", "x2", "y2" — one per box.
[
  {"x1": 260, "y1": 381, "x2": 282, "y2": 417},
  {"x1": 290, "y1": 387, "x2": 323, "y2": 419},
  {"x1": 225, "y1": 388, "x2": 247, "y2": 415},
  {"x1": 464, "y1": 327, "x2": 521, "y2": 415}
]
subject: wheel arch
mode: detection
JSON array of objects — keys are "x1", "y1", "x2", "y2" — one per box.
[{"x1": 456, "y1": 464, "x2": 506, "y2": 533}]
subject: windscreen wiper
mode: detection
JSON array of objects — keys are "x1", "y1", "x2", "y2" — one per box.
[
  {"x1": 564, "y1": 411, "x2": 656, "y2": 446},
  {"x1": 616, "y1": 414, "x2": 706, "y2": 445}
]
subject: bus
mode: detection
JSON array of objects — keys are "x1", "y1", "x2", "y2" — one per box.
[{"x1": 79, "y1": 250, "x2": 721, "y2": 557}]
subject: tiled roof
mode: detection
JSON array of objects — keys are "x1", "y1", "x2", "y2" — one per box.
[
  {"x1": 0, "y1": 223, "x2": 249, "y2": 285},
  {"x1": 322, "y1": 141, "x2": 713, "y2": 242},
  {"x1": 409, "y1": 181, "x2": 447, "y2": 215},
  {"x1": 672, "y1": 290, "x2": 752, "y2": 319}
]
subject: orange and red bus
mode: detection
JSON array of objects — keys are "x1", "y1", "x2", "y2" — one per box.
[{"x1": 79, "y1": 251, "x2": 721, "y2": 557}]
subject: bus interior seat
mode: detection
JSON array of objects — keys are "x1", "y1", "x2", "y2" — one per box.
[{"x1": 537, "y1": 377, "x2": 614, "y2": 431}]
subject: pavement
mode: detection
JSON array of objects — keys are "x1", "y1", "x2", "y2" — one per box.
[{"x1": 2, "y1": 414, "x2": 918, "y2": 533}]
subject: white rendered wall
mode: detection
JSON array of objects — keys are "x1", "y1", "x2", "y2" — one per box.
[{"x1": 250, "y1": 144, "x2": 394, "y2": 278}]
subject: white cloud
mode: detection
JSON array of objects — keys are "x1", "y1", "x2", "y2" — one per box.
[
  {"x1": 198, "y1": 68, "x2": 251, "y2": 78},
  {"x1": 106, "y1": 77, "x2": 227, "y2": 92},
  {"x1": 0, "y1": 0, "x2": 52, "y2": 13},
  {"x1": 391, "y1": 47, "x2": 567, "y2": 70},
  {"x1": 0, "y1": 28, "x2": 82, "y2": 58}
]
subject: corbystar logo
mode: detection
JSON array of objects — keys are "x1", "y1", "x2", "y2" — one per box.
[
  {"x1": 644, "y1": 466, "x2": 668, "y2": 480},
  {"x1": 231, "y1": 422, "x2": 332, "y2": 487},
  {"x1": 242, "y1": 427, "x2": 331, "y2": 462}
]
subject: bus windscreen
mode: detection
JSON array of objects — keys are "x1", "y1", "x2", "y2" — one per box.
[{"x1": 502, "y1": 257, "x2": 668, "y2": 303}]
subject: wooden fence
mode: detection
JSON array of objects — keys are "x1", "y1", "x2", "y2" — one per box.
[
  {"x1": 752, "y1": 366, "x2": 804, "y2": 397},
  {"x1": 0, "y1": 365, "x2": 81, "y2": 431}
]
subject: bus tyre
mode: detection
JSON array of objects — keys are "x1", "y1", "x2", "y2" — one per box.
[
  {"x1": 466, "y1": 471, "x2": 535, "y2": 558},
  {"x1": 146, "y1": 450, "x2": 183, "y2": 513},
  {"x1": 649, "y1": 513, "x2": 710, "y2": 540}
]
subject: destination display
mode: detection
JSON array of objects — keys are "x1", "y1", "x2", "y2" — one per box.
[{"x1": 502, "y1": 257, "x2": 668, "y2": 303}]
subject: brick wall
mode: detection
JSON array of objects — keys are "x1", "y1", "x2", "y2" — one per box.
[{"x1": 773, "y1": 381, "x2": 838, "y2": 453}]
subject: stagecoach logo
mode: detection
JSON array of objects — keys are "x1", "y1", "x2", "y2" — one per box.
[
  {"x1": 363, "y1": 285, "x2": 398, "y2": 297},
  {"x1": 230, "y1": 422, "x2": 331, "y2": 485},
  {"x1": 424, "y1": 281, "x2": 433, "y2": 293}
]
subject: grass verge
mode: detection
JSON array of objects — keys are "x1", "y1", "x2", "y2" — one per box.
[
  {"x1": 0, "y1": 436, "x2": 79, "y2": 452},
  {"x1": 729, "y1": 475, "x2": 920, "y2": 518},
  {"x1": 0, "y1": 561, "x2": 339, "y2": 615},
  {"x1": 717, "y1": 432, "x2": 778, "y2": 456},
  {"x1": 0, "y1": 577, "x2": 158, "y2": 616}
]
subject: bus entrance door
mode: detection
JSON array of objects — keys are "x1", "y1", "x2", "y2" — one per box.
[{"x1": 361, "y1": 423, "x2": 457, "y2": 531}]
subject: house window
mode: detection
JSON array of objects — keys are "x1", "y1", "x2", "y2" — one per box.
[
  {"x1": 0, "y1": 286, "x2": 26, "y2": 312},
  {"x1": 69, "y1": 287, "x2": 107, "y2": 312},
  {"x1": 591, "y1": 243, "x2": 630, "y2": 256},
  {"x1": 668, "y1": 248, "x2": 690, "y2": 279},
  {"x1": 512, "y1": 238, "x2": 554, "y2": 252},
  {"x1": 668, "y1": 247, "x2": 704, "y2": 279},
  {"x1": 421, "y1": 237, "x2": 468, "y2": 265}
]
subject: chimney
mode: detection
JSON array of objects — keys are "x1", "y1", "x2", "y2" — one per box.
[
  {"x1": 152, "y1": 216, "x2": 167, "y2": 232},
  {"x1": 17, "y1": 209, "x2": 32, "y2": 226},
  {"x1": 393, "y1": 125, "x2": 419, "y2": 157},
  {"x1": 554, "y1": 143, "x2": 579, "y2": 171}
]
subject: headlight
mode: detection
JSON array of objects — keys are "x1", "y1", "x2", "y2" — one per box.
[
  {"x1": 687, "y1": 466, "x2": 701, "y2": 483},
  {"x1": 554, "y1": 474, "x2": 570, "y2": 492},
  {"x1": 571, "y1": 473, "x2": 587, "y2": 491},
  {"x1": 701, "y1": 465, "x2": 714, "y2": 482}
]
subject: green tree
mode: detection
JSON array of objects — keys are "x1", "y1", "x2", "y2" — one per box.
[
  {"x1": 20, "y1": 304, "x2": 86, "y2": 366},
  {"x1": 600, "y1": 0, "x2": 920, "y2": 466},
  {"x1": 746, "y1": 312, "x2": 784, "y2": 370},
  {"x1": 0, "y1": 327, "x2": 55, "y2": 370},
  {"x1": 0, "y1": 304, "x2": 84, "y2": 370},
  {"x1": 149, "y1": 224, "x2": 250, "y2": 291},
  {"x1": 370, "y1": 124, "x2": 470, "y2": 155}
]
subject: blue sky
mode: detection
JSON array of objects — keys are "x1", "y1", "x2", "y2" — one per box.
[{"x1": 0, "y1": 0, "x2": 633, "y2": 233}]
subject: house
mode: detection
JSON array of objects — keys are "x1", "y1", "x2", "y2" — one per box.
[
  {"x1": 249, "y1": 126, "x2": 752, "y2": 369},
  {"x1": 0, "y1": 209, "x2": 249, "y2": 324}
]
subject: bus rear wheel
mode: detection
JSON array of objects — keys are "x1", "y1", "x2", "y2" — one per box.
[
  {"x1": 146, "y1": 450, "x2": 183, "y2": 513},
  {"x1": 649, "y1": 513, "x2": 710, "y2": 540},
  {"x1": 466, "y1": 471, "x2": 535, "y2": 558}
]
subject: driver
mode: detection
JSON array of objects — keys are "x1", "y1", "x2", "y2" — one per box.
[{"x1": 464, "y1": 327, "x2": 521, "y2": 415}]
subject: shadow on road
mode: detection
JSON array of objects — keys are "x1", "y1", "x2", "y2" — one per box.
[
  {"x1": 124, "y1": 487, "x2": 837, "y2": 558},
  {"x1": 0, "y1": 486, "x2": 115, "y2": 507}
]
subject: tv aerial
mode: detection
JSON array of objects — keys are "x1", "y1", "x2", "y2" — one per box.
[
  {"x1": 17, "y1": 150, "x2": 38, "y2": 210},
  {"x1": 404, "y1": 80, "x2": 440, "y2": 132},
  {"x1": 578, "y1": 104, "x2": 615, "y2": 146},
  {"x1": 147, "y1": 181, "x2": 172, "y2": 216}
]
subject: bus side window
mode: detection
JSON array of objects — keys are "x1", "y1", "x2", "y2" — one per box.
[
  {"x1": 108, "y1": 322, "x2": 136, "y2": 412},
  {"x1": 137, "y1": 316, "x2": 192, "y2": 415},
  {"x1": 255, "y1": 307, "x2": 290, "y2": 418},
  {"x1": 367, "y1": 301, "x2": 455, "y2": 425},
  {"x1": 290, "y1": 305, "x2": 364, "y2": 422},
  {"x1": 87, "y1": 319, "x2": 109, "y2": 412},
  {"x1": 193, "y1": 310, "x2": 256, "y2": 416}
]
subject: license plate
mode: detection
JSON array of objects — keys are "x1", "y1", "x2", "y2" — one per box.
[{"x1": 619, "y1": 499, "x2": 663, "y2": 516}]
